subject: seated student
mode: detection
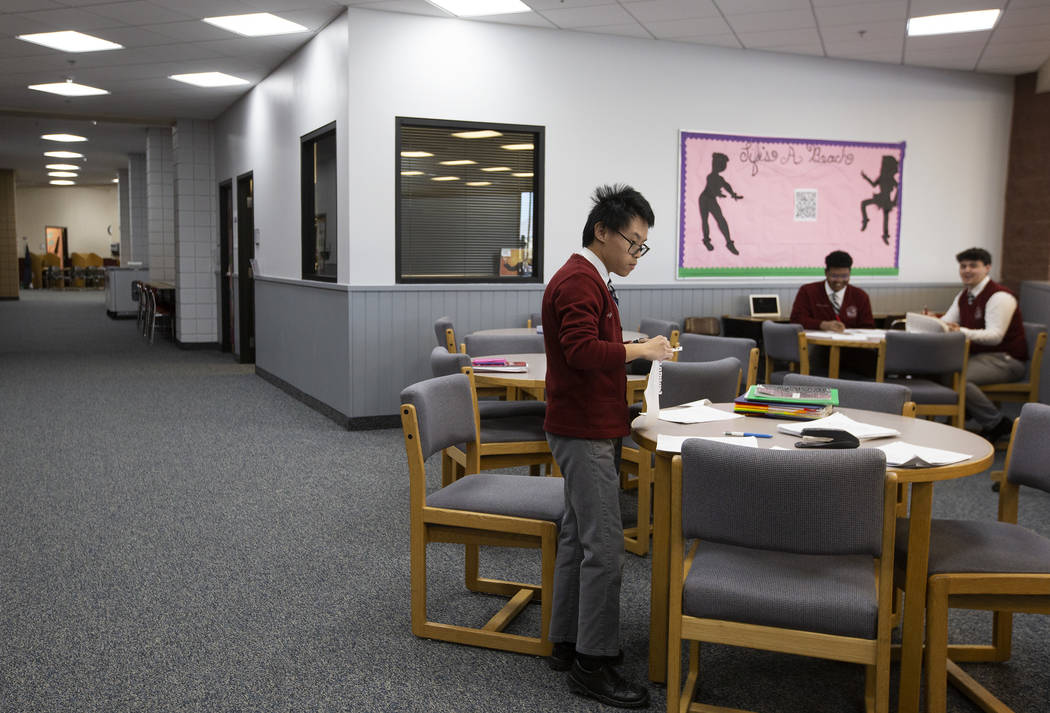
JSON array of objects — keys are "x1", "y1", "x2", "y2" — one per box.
[
  {"x1": 941, "y1": 247, "x2": 1027, "y2": 442},
  {"x1": 790, "y1": 250, "x2": 875, "y2": 332}
]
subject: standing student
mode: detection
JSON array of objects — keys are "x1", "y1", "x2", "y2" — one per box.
[
  {"x1": 543, "y1": 184, "x2": 672, "y2": 709},
  {"x1": 790, "y1": 250, "x2": 875, "y2": 332},
  {"x1": 941, "y1": 247, "x2": 1027, "y2": 442}
]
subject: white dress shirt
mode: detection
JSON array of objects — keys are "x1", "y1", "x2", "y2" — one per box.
[
  {"x1": 941, "y1": 276, "x2": 1018, "y2": 346},
  {"x1": 575, "y1": 246, "x2": 610, "y2": 286},
  {"x1": 824, "y1": 282, "x2": 846, "y2": 311}
]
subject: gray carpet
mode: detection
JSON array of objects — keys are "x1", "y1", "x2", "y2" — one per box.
[{"x1": 2, "y1": 289, "x2": 1048, "y2": 713}]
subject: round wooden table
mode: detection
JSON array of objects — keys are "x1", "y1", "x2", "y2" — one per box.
[
  {"x1": 469, "y1": 327, "x2": 648, "y2": 342},
  {"x1": 471, "y1": 352, "x2": 649, "y2": 404},
  {"x1": 632, "y1": 403, "x2": 994, "y2": 697},
  {"x1": 802, "y1": 329, "x2": 886, "y2": 379}
]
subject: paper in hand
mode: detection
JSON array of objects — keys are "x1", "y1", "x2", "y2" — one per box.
[{"x1": 643, "y1": 359, "x2": 662, "y2": 426}]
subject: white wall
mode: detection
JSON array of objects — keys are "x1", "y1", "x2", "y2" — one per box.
[
  {"x1": 15, "y1": 185, "x2": 119, "y2": 257},
  {"x1": 213, "y1": 12, "x2": 349, "y2": 281},
  {"x1": 344, "y1": 9, "x2": 1014, "y2": 287}
]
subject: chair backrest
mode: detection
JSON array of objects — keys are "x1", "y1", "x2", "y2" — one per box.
[
  {"x1": 1021, "y1": 322, "x2": 1047, "y2": 380},
  {"x1": 429, "y1": 345, "x2": 470, "y2": 377},
  {"x1": 433, "y1": 316, "x2": 456, "y2": 352},
  {"x1": 639, "y1": 317, "x2": 681, "y2": 342},
  {"x1": 883, "y1": 331, "x2": 967, "y2": 375},
  {"x1": 677, "y1": 333, "x2": 758, "y2": 391},
  {"x1": 463, "y1": 332, "x2": 544, "y2": 357},
  {"x1": 761, "y1": 321, "x2": 802, "y2": 362},
  {"x1": 679, "y1": 439, "x2": 887, "y2": 557},
  {"x1": 1005, "y1": 402, "x2": 1050, "y2": 495},
  {"x1": 400, "y1": 373, "x2": 478, "y2": 461},
  {"x1": 527, "y1": 312, "x2": 542, "y2": 328},
  {"x1": 660, "y1": 357, "x2": 741, "y2": 407},
  {"x1": 783, "y1": 373, "x2": 912, "y2": 415}
]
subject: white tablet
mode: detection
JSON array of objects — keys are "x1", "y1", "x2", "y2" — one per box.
[{"x1": 749, "y1": 294, "x2": 781, "y2": 319}]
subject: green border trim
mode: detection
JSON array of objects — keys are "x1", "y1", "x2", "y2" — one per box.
[{"x1": 677, "y1": 266, "x2": 900, "y2": 278}]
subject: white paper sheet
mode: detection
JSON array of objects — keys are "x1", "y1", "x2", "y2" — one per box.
[
  {"x1": 642, "y1": 359, "x2": 662, "y2": 427},
  {"x1": 876, "y1": 441, "x2": 970, "y2": 467},
  {"x1": 776, "y1": 412, "x2": 900, "y2": 440},
  {"x1": 655, "y1": 434, "x2": 759, "y2": 453},
  {"x1": 657, "y1": 399, "x2": 743, "y2": 424}
]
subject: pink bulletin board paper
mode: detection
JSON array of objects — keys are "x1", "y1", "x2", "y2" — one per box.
[{"x1": 678, "y1": 131, "x2": 905, "y2": 278}]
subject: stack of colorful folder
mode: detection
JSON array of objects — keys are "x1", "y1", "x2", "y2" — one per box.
[{"x1": 733, "y1": 384, "x2": 838, "y2": 420}]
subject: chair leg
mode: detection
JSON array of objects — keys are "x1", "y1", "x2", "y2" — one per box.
[
  {"x1": 991, "y1": 610, "x2": 1013, "y2": 661},
  {"x1": 411, "y1": 525, "x2": 428, "y2": 637},
  {"x1": 925, "y1": 579, "x2": 950, "y2": 713}
]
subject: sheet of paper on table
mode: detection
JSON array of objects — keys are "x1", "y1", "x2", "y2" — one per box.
[
  {"x1": 804, "y1": 330, "x2": 884, "y2": 341},
  {"x1": 777, "y1": 411, "x2": 900, "y2": 440},
  {"x1": 654, "y1": 398, "x2": 744, "y2": 424},
  {"x1": 656, "y1": 434, "x2": 759, "y2": 453},
  {"x1": 876, "y1": 441, "x2": 970, "y2": 467}
]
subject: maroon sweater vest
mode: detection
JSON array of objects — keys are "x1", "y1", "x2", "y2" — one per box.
[{"x1": 957, "y1": 280, "x2": 1028, "y2": 362}]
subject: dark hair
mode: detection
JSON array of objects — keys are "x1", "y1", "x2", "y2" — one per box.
[
  {"x1": 956, "y1": 247, "x2": 992, "y2": 265},
  {"x1": 581, "y1": 184, "x2": 655, "y2": 247},
  {"x1": 824, "y1": 250, "x2": 853, "y2": 270}
]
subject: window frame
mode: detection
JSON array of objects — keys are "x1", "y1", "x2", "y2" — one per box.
[
  {"x1": 300, "y1": 121, "x2": 338, "y2": 283},
  {"x1": 395, "y1": 116, "x2": 544, "y2": 285}
]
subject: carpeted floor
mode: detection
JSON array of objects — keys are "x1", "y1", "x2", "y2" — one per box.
[{"x1": 1, "y1": 289, "x2": 1048, "y2": 713}]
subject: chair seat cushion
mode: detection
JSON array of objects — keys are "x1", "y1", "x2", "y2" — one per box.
[
  {"x1": 682, "y1": 540, "x2": 878, "y2": 638},
  {"x1": 896, "y1": 518, "x2": 1050, "y2": 575},
  {"x1": 883, "y1": 377, "x2": 957, "y2": 404},
  {"x1": 477, "y1": 415, "x2": 548, "y2": 444},
  {"x1": 478, "y1": 400, "x2": 546, "y2": 420},
  {"x1": 427, "y1": 473, "x2": 564, "y2": 522}
]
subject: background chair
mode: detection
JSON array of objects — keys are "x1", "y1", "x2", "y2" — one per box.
[
  {"x1": 462, "y1": 332, "x2": 544, "y2": 357},
  {"x1": 894, "y1": 402, "x2": 1050, "y2": 713},
  {"x1": 668, "y1": 440, "x2": 896, "y2": 713},
  {"x1": 144, "y1": 285, "x2": 173, "y2": 344},
  {"x1": 783, "y1": 373, "x2": 916, "y2": 417},
  {"x1": 434, "y1": 316, "x2": 456, "y2": 353},
  {"x1": 677, "y1": 333, "x2": 758, "y2": 394},
  {"x1": 400, "y1": 372, "x2": 564, "y2": 656},
  {"x1": 880, "y1": 331, "x2": 969, "y2": 427},
  {"x1": 761, "y1": 321, "x2": 808, "y2": 384},
  {"x1": 429, "y1": 346, "x2": 545, "y2": 420},
  {"x1": 682, "y1": 316, "x2": 720, "y2": 336},
  {"x1": 978, "y1": 321, "x2": 1047, "y2": 406},
  {"x1": 630, "y1": 317, "x2": 681, "y2": 374}
]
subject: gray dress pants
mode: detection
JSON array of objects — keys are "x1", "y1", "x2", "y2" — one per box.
[
  {"x1": 545, "y1": 433, "x2": 624, "y2": 658},
  {"x1": 964, "y1": 351, "x2": 1026, "y2": 428}
]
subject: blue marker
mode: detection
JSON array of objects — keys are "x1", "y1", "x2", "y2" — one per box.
[{"x1": 724, "y1": 431, "x2": 773, "y2": 438}]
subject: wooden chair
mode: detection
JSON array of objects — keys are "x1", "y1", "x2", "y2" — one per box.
[
  {"x1": 621, "y1": 358, "x2": 741, "y2": 556},
  {"x1": 682, "y1": 316, "x2": 720, "y2": 336},
  {"x1": 400, "y1": 372, "x2": 564, "y2": 656},
  {"x1": 894, "y1": 402, "x2": 1050, "y2": 713},
  {"x1": 429, "y1": 346, "x2": 545, "y2": 420},
  {"x1": 978, "y1": 322, "x2": 1046, "y2": 405},
  {"x1": 677, "y1": 333, "x2": 759, "y2": 394},
  {"x1": 880, "y1": 331, "x2": 969, "y2": 428},
  {"x1": 462, "y1": 332, "x2": 544, "y2": 357},
  {"x1": 433, "y1": 316, "x2": 456, "y2": 353},
  {"x1": 761, "y1": 320, "x2": 808, "y2": 383},
  {"x1": 782, "y1": 373, "x2": 917, "y2": 418},
  {"x1": 631, "y1": 318, "x2": 681, "y2": 373},
  {"x1": 668, "y1": 441, "x2": 897, "y2": 713}
]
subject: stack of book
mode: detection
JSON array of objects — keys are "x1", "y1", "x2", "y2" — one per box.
[
  {"x1": 469, "y1": 358, "x2": 528, "y2": 373},
  {"x1": 733, "y1": 384, "x2": 838, "y2": 420}
]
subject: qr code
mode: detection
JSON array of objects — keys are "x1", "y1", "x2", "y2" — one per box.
[{"x1": 794, "y1": 189, "x2": 817, "y2": 221}]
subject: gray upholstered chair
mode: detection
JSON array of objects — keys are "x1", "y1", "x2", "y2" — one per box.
[
  {"x1": 783, "y1": 373, "x2": 916, "y2": 417},
  {"x1": 761, "y1": 320, "x2": 809, "y2": 384},
  {"x1": 429, "y1": 346, "x2": 545, "y2": 420},
  {"x1": 978, "y1": 321, "x2": 1047, "y2": 406},
  {"x1": 881, "y1": 331, "x2": 969, "y2": 427},
  {"x1": 462, "y1": 332, "x2": 544, "y2": 357},
  {"x1": 677, "y1": 333, "x2": 759, "y2": 394},
  {"x1": 668, "y1": 440, "x2": 897, "y2": 713},
  {"x1": 630, "y1": 317, "x2": 682, "y2": 374},
  {"x1": 400, "y1": 372, "x2": 563, "y2": 656},
  {"x1": 894, "y1": 402, "x2": 1050, "y2": 713},
  {"x1": 434, "y1": 316, "x2": 456, "y2": 353}
]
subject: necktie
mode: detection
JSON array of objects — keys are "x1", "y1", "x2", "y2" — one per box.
[
  {"x1": 830, "y1": 292, "x2": 840, "y2": 316},
  {"x1": 967, "y1": 292, "x2": 975, "y2": 306},
  {"x1": 607, "y1": 279, "x2": 619, "y2": 306}
]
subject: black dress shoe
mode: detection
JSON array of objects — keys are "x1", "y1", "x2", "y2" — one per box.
[
  {"x1": 982, "y1": 416, "x2": 1013, "y2": 444},
  {"x1": 568, "y1": 659, "x2": 650, "y2": 709},
  {"x1": 548, "y1": 643, "x2": 625, "y2": 671}
]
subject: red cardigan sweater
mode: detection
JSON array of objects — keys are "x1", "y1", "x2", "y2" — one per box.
[
  {"x1": 542, "y1": 254, "x2": 630, "y2": 439},
  {"x1": 789, "y1": 281, "x2": 874, "y2": 330}
]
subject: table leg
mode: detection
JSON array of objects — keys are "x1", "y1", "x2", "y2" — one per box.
[
  {"x1": 828, "y1": 345, "x2": 841, "y2": 379},
  {"x1": 648, "y1": 452, "x2": 672, "y2": 683},
  {"x1": 898, "y1": 481, "x2": 934, "y2": 713}
]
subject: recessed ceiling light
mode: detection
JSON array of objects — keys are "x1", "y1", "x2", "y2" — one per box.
[
  {"x1": 49, "y1": 171, "x2": 78, "y2": 178},
  {"x1": 46, "y1": 163, "x2": 79, "y2": 170},
  {"x1": 427, "y1": 0, "x2": 530, "y2": 18},
  {"x1": 907, "y1": 9, "x2": 1000, "y2": 36},
  {"x1": 203, "y1": 13, "x2": 308, "y2": 37},
  {"x1": 112, "y1": 178, "x2": 119, "y2": 183},
  {"x1": 29, "y1": 81, "x2": 109, "y2": 97},
  {"x1": 481, "y1": 166, "x2": 511, "y2": 172},
  {"x1": 50, "y1": 180, "x2": 75, "y2": 186},
  {"x1": 44, "y1": 151, "x2": 84, "y2": 159},
  {"x1": 431, "y1": 176, "x2": 460, "y2": 181},
  {"x1": 512, "y1": 172, "x2": 534, "y2": 177},
  {"x1": 439, "y1": 159, "x2": 476, "y2": 165},
  {"x1": 452, "y1": 130, "x2": 503, "y2": 139},
  {"x1": 401, "y1": 151, "x2": 434, "y2": 158},
  {"x1": 466, "y1": 181, "x2": 492, "y2": 186},
  {"x1": 501, "y1": 143, "x2": 533, "y2": 151},
  {"x1": 401, "y1": 170, "x2": 424, "y2": 176},
  {"x1": 170, "y1": 72, "x2": 250, "y2": 87},
  {"x1": 41, "y1": 133, "x2": 87, "y2": 142},
  {"x1": 17, "y1": 30, "x2": 123, "y2": 53}
]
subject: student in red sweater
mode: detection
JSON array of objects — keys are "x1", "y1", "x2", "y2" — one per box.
[
  {"x1": 542, "y1": 184, "x2": 673, "y2": 709},
  {"x1": 789, "y1": 250, "x2": 875, "y2": 332}
]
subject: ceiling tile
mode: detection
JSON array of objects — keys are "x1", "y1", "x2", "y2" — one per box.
[
  {"x1": 725, "y1": 9, "x2": 816, "y2": 33},
  {"x1": 82, "y1": 1, "x2": 197, "y2": 24},
  {"x1": 470, "y1": 11, "x2": 557, "y2": 28},
  {"x1": 905, "y1": 33, "x2": 990, "y2": 52},
  {"x1": 672, "y1": 33, "x2": 742, "y2": 48},
  {"x1": 815, "y1": 1, "x2": 907, "y2": 28},
  {"x1": 989, "y1": 23, "x2": 1050, "y2": 43},
  {"x1": 642, "y1": 15, "x2": 732, "y2": 38},
  {"x1": 572, "y1": 22, "x2": 652, "y2": 38},
  {"x1": 538, "y1": 3, "x2": 635, "y2": 28},
  {"x1": 996, "y1": 5, "x2": 1050, "y2": 27},
  {"x1": 14, "y1": 7, "x2": 130, "y2": 31},
  {"x1": 908, "y1": 0, "x2": 1004, "y2": 18},
  {"x1": 981, "y1": 37, "x2": 1050, "y2": 58},
  {"x1": 977, "y1": 55, "x2": 1046, "y2": 73},
  {"x1": 0, "y1": 0, "x2": 66, "y2": 10},
  {"x1": 139, "y1": 20, "x2": 238, "y2": 42},
  {"x1": 351, "y1": 1, "x2": 451, "y2": 17},
  {"x1": 737, "y1": 26, "x2": 822, "y2": 49},
  {"x1": 524, "y1": 0, "x2": 616, "y2": 9},
  {"x1": 82, "y1": 25, "x2": 186, "y2": 49},
  {"x1": 820, "y1": 19, "x2": 904, "y2": 44},
  {"x1": 620, "y1": 0, "x2": 720, "y2": 23},
  {"x1": 145, "y1": 0, "x2": 257, "y2": 16},
  {"x1": 713, "y1": 0, "x2": 811, "y2": 13}
]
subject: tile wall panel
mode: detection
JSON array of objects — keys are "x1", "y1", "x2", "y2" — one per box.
[
  {"x1": 126, "y1": 154, "x2": 148, "y2": 266},
  {"x1": 173, "y1": 119, "x2": 218, "y2": 344},
  {"x1": 146, "y1": 128, "x2": 175, "y2": 283}
]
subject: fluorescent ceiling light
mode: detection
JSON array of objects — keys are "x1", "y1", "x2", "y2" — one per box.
[
  {"x1": 466, "y1": 181, "x2": 492, "y2": 186},
  {"x1": 452, "y1": 130, "x2": 503, "y2": 139},
  {"x1": 44, "y1": 150, "x2": 84, "y2": 159},
  {"x1": 401, "y1": 170, "x2": 424, "y2": 176},
  {"x1": 431, "y1": 176, "x2": 459, "y2": 181},
  {"x1": 42, "y1": 133, "x2": 87, "y2": 142},
  {"x1": 29, "y1": 81, "x2": 109, "y2": 97},
  {"x1": 50, "y1": 180, "x2": 75, "y2": 186},
  {"x1": 401, "y1": 151, "x2": 433, "y2": 158},
  {"x1": 427, "y1": 0, "x2": 530, "y2": 18},
  {"x1": 439, "y1": 159, "x2": 476, "y2": 165},
  {"x1": 17, "y1": 30, "x2": 123, "y2": 52},
  {"x1": 46, "y1": 163, "x2": 79, "y2": 170},
  {"x1": 501, "y1": 143, "x2": 533, "y2": 151},
  {"x1": 49, "y1": 171, "x2": 78, "y2": 177},
  {"x1": 170, "y1": 72, "x2": 249, "y2": 87},
  {"x1": 481, "y1": 166, "x2": 511, "y2": 172},
  {"x1": 112, "y1": 178, "x2": 119, "y2": 183},
  {"x1": 203, "y1": 13, "x2": 308, "y2": 37},
  {"x1": 512, "y1": 172, "x2": 534, "y2": 177},
  {"x1": 907, "y1": 9, "x2": 1000, "y2": 36}
]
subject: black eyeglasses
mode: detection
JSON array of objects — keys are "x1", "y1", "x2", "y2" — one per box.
[{"x1": 616, "y1": 230, "x2": 650, "y2": 258}]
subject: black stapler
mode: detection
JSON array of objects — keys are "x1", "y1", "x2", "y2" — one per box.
[{"x1": 794, "y1": 428, "x2": 860, "y2": 449}]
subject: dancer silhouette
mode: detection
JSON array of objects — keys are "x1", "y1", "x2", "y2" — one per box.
[
  {"x1": 699, "y1": 152, "x2": 743, "y2": 255},
  {"x1": 860, "y1": 155, "x2": 898, "y2": 244}
]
